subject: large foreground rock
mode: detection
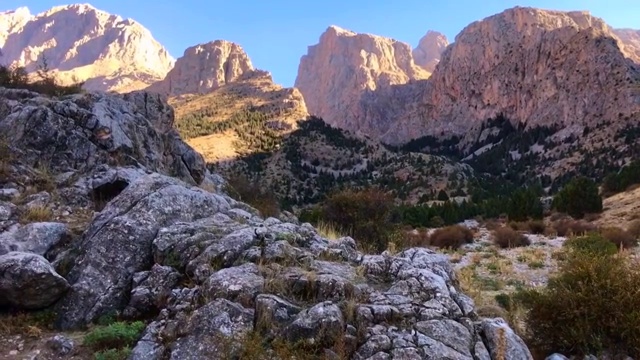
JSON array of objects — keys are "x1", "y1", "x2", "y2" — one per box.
[{"x1": 54, "y1": 173, "x2": 230, "y2": 329}]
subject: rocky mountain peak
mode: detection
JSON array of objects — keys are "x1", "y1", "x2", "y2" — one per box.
[
  {"x1": 146, "y1": 40, "x2": 255, "y2": 96},
  {"x1": 295, "y1": 25, "x2": 429, "y2": 134},
  {"x1": 413, "y1": 30, "x2": 449, "y2": 72},
  {"x1": 0, "y1": 4, "x2": 174, "y2": 93}
]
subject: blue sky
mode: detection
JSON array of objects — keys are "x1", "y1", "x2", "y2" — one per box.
[{"x1": 3, "y1": 1, "x2": 639, "y2": 87}]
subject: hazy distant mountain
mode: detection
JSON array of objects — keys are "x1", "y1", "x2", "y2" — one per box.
[
  {"x1": 412, "y1": 30, "x2": 449, "y2": 72},
  {"x1": 0, "y1": 4, "x2": 174, "y2": 92}
]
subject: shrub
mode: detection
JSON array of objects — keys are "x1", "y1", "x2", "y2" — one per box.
[
  {"x1": 429, "y1": 225, "x2": 474, "y2": 249},
  {"x1": 527, "y1": 220, "x2": 546, "y2": 234},
  {"x1": 392, "y1": 229, "x2": 430, "y2": 250},
  {"x1": 552, "y1": 177, "x2": 603, "y2": 219},
  {"x1": 224, "y1": 173, "x2": 280, "y2": 218},
  {"x1": 627, "y1": 220, "x2": 640, "y2": 239},
  {"x1": 494, "y1": 293, "x2": 513, "y2": 311},
  {"x1": 515, "y1": 239, "x2": 640, "y2": 357},
  {"x1": 600, "y1": 227, "x2": 637, "y2": 249},
  {"x1": 508, "y1": 221, "x2": 528, "y2": 231},
  {"x1": 569, "y1": 220, "x2": 597, "y2": 236},
  {"x1": 564, "y1": 233, "x2": 618, "y2": 257},
  {"x1": 553, "y1": 219, "x2": 596, "y2": 237},
  {"x1": 0, "y1": 135, "x2": 12, "y2": 177},
  {"x1": 493, "y1": 227, "x2": 530, "y2": 248},
  {"x1": 507, "y1": 187, "x2": 543, "y2": 221},
  {"x1": 83, "y1": 321, "x2": 145, "y2": 352},
  {"x1": 429, "y1": 215, "x2": 445, "y2": 228},
  {"x1": 320, "y1": 187, "x2": 396, "y2": 253}
]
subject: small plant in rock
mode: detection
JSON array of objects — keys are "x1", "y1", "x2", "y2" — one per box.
[
  {"x1": 0, "y1": 309, "x2": 56, "y2": 336},
  {"x1": 0, "y1": 135, "x2": 12, "y2": 177},
  {"x1": 94, "y1": 347, "x2": 132, "y2": 360},
  {"x1": 315, "y1": 221, "x2": 342, "y2": 241},
  {"x1": 429, "y1": 225, "x2": 474, "y2": 249},
  {"x1": 493, "y1": 227, "x2": 530, "y2": 248}
]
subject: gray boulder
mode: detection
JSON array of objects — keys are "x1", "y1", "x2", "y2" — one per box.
[{"x1": 0, "y1": 251, "x2": 69, "y2": 309}]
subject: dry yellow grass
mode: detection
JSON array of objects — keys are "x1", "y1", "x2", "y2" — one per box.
[
  {"x1": 20, "y1": 206, "x2": 54, "y2": 224},
  {"x1": 315, "y1": 221, "x2": 342, "y2": 241}
]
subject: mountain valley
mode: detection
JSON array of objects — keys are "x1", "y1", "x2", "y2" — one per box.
[{"x1": 2, "y1": 3, "x2": 640, "y2": 359}]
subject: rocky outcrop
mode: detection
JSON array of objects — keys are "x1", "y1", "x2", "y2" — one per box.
[
  {"x1": 295, "y1": 25, "x2": 429, "y2": 137},
  {"x1": 146, "y1": 40, "x2": 255, "y2": 96},
  {"x1": 0, "y1": 87, "x2": 206, "y2": 185},
  {"x1": 412, "y1": 30, "x2": 449, "y2": 72},
  {"x1": 0, "y1": 4, "x2": 174, "y2": 93},
  {"x1": 0, "y1": 79, "x2": 531, "y2": 357}
]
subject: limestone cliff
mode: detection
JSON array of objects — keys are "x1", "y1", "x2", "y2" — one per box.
[
  {"x1": 146, "y1": 40, "x2": 255, "y2": 96},
  {"x1": 295, "y1": 8, "x2": 640, "y2": 148},
  {"x1": 0, "y1": 4, "x2": 174, "y2": 93},
  {"x1": 412, "y1": 30, "x2": 449, "y2": 72},
  {"x1": 294, "y1": 25, "x2": 429, "y2": 138},
  {"x1": 387, "y1": 7, "x2": 640, "y2": 145}
]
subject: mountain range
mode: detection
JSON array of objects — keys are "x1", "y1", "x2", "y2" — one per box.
[{"x1": 1, "y1": 3, "x2": 639, "y2": 204}]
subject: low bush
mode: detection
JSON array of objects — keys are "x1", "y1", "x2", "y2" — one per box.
[
  {"x1": 515, "y1": 234, "x2": 640, "y2": 357},
  {"x1": 224, "y1": 173, "x2": 280, "y2": 218},
  {"x1": 320, "y1": 187, "x2": 396, "y2": 253},
  {"x1": 83, "y1": 321, "x2": 145, "y2": 352},
  {"x1": 553, "y1": 219, "x2": 597, "y2": 237},
  {"x1": 563, "y1": 233, "x2": 618, "y2": 256},
  {"x1": 392, "y1": 229, "x2": 431, "y2": 250},
  {"x1": 493, "y1": 227, "x2": 530, "y2": 248},
  {"x1": 429, "y1": 225, "x2": 474, "y2": 249},
  {"x1": 527, "y1": 220, "x2": 546, "y2": 234},
  {"x1": 94, "y1": 347, "x2": 132, "y2": 360},
  {"x1": 627, "y1": 220, "x2": 640, "y2": 239},
  {"x1": 600, "y1": 227, "x2": 637, "y2": 249}
]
